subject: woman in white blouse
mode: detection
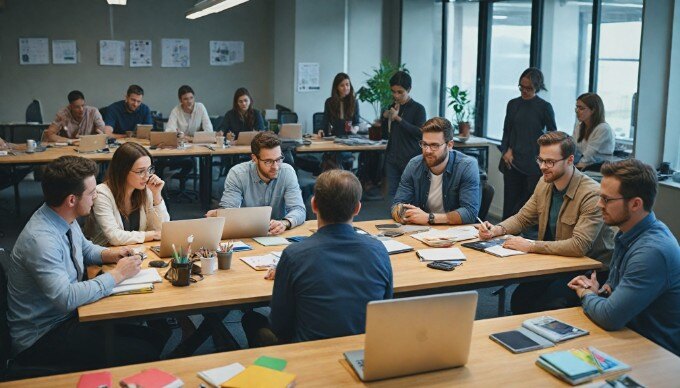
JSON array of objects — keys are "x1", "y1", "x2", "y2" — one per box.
[
  {"x1": 85, "y1": 142, "x2": 170, "y2": 246},
  {"x1": 166, "y1": 85, "x2": 213, "y2": 136},
  {"x1": 573, "y1": 93, "x2": 615, "y2": 169}
]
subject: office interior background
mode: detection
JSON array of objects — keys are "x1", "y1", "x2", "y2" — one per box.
[{"x1": 0, "y1": 0, "x2": 678, "y2": 237}]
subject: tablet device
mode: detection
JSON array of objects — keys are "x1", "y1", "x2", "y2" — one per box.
[{"x1": 489, "y1": 329, "x2": 554, "y2": 353}]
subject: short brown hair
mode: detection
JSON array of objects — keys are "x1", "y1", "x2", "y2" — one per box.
[
  {"x1": 537, "y1": 131, "x2": 575, "y2": 158},
  {"x1": 600, "y1": 159, "x2": 657, "y2": 212},
  {"x1": 42, "y1": 156, "x2": 98, "y2": 207},
  {"x1": 251, "y1": 131, "x2": 280, "y2": 156},
  {"x1": 127, "y1": 84, "x2": 144, "y2": 96},
  {"x1": 313, "y1": 169, "x2": 362, "y2": 223},
  {"x1": 421, "y1": 117, "x2": 453, "y2": 143}
]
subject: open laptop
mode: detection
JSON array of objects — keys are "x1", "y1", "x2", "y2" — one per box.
[
  {"x1": 344, "y1": 291, "x2": 478, "y2": 382},
  {"x1": 136, "y1": 124, "x2": 152, "y2": 139},
  {"x1": 278, "y1": 123, "x2": 303, "y2": 145},
  {"x1": 150, "y1": 131, "x2": 178, "y2": 149},
  {"x1": 234, "y1": 130, "x2": 258, "y2": 146},
  {"x1": 77, "y1": 134, "x2": 108, "y2": 153},
  {"x1": 216, "y1": 206, "x2": 272, "y2": 239},
  {"x1": 154, "y1": 217, "x2": 225, "y2": 258},
  {"x1": 192, "y1": 131, "x2": 216, "y2": 145}
]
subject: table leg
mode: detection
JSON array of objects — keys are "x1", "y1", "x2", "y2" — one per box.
[{"x1": 199, "y1": 155, "x2": 212, "y2": 210}]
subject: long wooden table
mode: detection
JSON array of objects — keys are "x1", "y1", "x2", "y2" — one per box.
[
  {"x1": 77, "y1": 220, "x2": 602, "y2": 323},
  {"x1": 4, "y1": 308, "x2": 678, "y2": 387}
]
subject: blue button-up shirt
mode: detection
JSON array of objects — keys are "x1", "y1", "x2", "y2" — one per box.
[
  {"x1": 6, "y1": 204, "x2": 114, "y2": 355},
  {"x1": 270, "y1": 223, "x2": 393, "y2": 342},
  {"x1": 392, "y1": 150, "x2": 480, "y2": 224},
  {"x1": 103, "y1": 100, "x2": 153, "y2": 135},
  {"x1": 582, "y1": 212, "x2": 680, "y2": 355},
  {"x1": 219, "y1": 161, "x2": 306, "y2": 227}
]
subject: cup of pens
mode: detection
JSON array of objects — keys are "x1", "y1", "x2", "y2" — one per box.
[
  {"x1": 167, "y1": 240, "x2": 192, "y2": 286},
  {"x1": 217, "y1": 241, "x2": 234, "y2": 270}
]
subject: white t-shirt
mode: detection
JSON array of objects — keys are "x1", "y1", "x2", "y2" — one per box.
[{"x1": 426, "y1": 172, "x2": 445, "y2": 214}]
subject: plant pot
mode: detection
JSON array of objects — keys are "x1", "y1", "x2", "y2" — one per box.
[
  {"x1": 369, "y1": 123, "x2": 382, "y2": 141},
  {"x1": 458, "y1": 122, "x2": 471, "y2": 138}
]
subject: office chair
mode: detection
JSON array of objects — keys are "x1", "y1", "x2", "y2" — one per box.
[
  {"x1": 312, "y1": 112, "x2": 324, "y2": 134},
  {"x1": 98, "y1": 106, "x2": 108, "y2": 121},
  {"x1": 478, "y1": 181, "x2": 495, "y2": 221},
  {"x1": 25, "y1": 100, "x2": 43, "y2": 123},
  {"x1": 279, "y1": 112, "x2": 298, "y2": 125}
]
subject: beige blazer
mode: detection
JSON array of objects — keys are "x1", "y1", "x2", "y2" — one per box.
[
  {"x1": 499, "y1": 168, "x2": 615, "y2": 267},
  {"x1": 84, "y1": 183, "x2": 170, "y2": 246}
]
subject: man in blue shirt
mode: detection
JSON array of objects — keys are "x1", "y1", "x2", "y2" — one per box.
[
  {"x1": 5, "y1": 156, "x2": 164, "y2": 369},
  {"x1": 206, "y1": 131, "x2": 306, "y2": 235},
  {"x1": 103, "y1": 84, "x2": 153, "y2": 135},
  {"x1": 569, "y1": 159, "x2": 680, "y2": 356},
  {"x1": 242, "y1": 169, "x2": 393, "y2": 346},
  {"x1": 392, "y1": 117, "x2": 480, "y2": 226}
]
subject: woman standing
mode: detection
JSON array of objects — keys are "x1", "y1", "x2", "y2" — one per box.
[
  {"x1": 321, "y1": 73, "x2": 360, "y2": 137},
  {"x1": 85, "y1": 142, "x2": 170, "y2": 246},
  {"x1": 500, "y1": 67, "x2": 557, "y2": 220},
  {"x1": 382, "y1": 71, "x2": 427, "y2": 196},
  {"x1": 573, "y1": 93, "x2": 615, "y2": 169},
  {"x1": 218, "y1": 87, "x2": 265, "y2": 140}
]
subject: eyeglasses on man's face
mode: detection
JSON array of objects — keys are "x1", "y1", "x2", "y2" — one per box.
[
  {"x1": 536, "y1": 157, "x2": 566, "y2": 168},
  {"x1": 130, "y1": 166, "x2": 155, "y2": 177},
  {"x1": 418, "y1": 141, "x2": 446, "y2": 151},
  {"x1": 258, "y1": 156, "x2": 285, "y2": 167},
  {"x1": 598, "y1": 195, "x2": 627, "y2": 205}
]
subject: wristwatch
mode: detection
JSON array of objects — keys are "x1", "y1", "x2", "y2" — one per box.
[
  {"x1": 282, "y1": 219, "x2": 292, "y2": 230},
  {"x1": 428, "y1": 213, "x2": 435, "y2": 225}
]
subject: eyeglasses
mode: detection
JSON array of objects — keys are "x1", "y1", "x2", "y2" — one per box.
[
  {"x1": 130, "y1": 166, "x2": 155, "y2": 177},
  {"x1": 598, "y1": 195, "x2": 627, "y2": 205},
  {"x1": 418, "y1": 141, "x2": 446, "y2": 151},
  {"x1": 518, "y1": 84, "x2": 535, "y2": 92},
  {"x1": 536, "y1": 157, "x2": 566, "y2": 168},
  {"x1": 258, "y1": 156, "x2": 285, "y2": 167}
]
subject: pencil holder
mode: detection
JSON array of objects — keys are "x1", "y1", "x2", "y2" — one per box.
[
  {"x1": 217, "y1": 251, "x2": 233, "y2": 270},
  {"x1": 166, "y1": 261, "x2": 191, "y2": 287}
]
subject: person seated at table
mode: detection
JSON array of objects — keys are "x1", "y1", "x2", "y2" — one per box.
[
  {"x1": 43, "y1": 90, "x2": 106, "y2": 142},
  {"x1": 165, "y1": 85, "x2": 213, "y2": 137},
  {"x1": 84, "y1": 142, "x2": 169, "y2": 246},
  {"x1": 321, "y1": 72, "x2": 360, "y2": 138},
  {"x1": 206, "y1": 131, "x2": 305, "y2": 235},
  {"x1": 241, "y1": 169, "x2": 393, "y2": 347},
  {"x1": 573, "y1": 93, "x2": 615, "y2": 170},
  {"x1": 478, "y1": 131, "x2": 614, "y2": 314},
  {"x1": 217, "y1": 87, "x2": 265, "y2": 140},
  {"x1": 391, "y1": 117, "x2": 480, "y2": 226},
  {"x1": 5, "y1": 155, "x2": 165, "y2": 370},
  {"x1": 568, "y1": 159, "x2": 680, "y2": 356},
  {"x1": 103, "y1": 84, "x2": 153, "y2": 136}
]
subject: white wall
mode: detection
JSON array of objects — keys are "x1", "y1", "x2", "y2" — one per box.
[{"x1": 0, "y1": 0, "x2": 275, "y2": 122}]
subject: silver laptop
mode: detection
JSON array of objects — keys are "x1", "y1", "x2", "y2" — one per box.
[
  {"x1": 216, "y1": 206, "x2": 271, "y2": 239},
  {"x1": 136, "y1": 124, "x2": 152, "y2": 139},
  {"x1": 192, "y1": 131, "x2": 216, "y2": 144},
  {"x1": 235, "y1": 130, "x2": 258, "y2": 146},
  {"x1": 77, "y1": 134, "x2": 108, "y2": 153},
  {"x1": 150, "y1": 131, "x2": 178, "y2": 149},
  {"x1": 155, "y1": 217, "x2": 225, "y2": 258},
  {"x1": 278, "y1": 123, "x2": 303, "y2": 143},
  {"x1": 344, "y1": 291, "x2": 478, "y2": 382}
]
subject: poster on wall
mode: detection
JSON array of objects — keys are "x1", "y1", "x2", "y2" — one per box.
[
  {"x1": 209, "y1": 41, "x2": 244, "y2": 66},
  {"x1": 52, "y1": 40, "x2": 77, "y2": 64},
  {"x1": 19, "y1": 38, "x2": 49, "y2": 65},
  {"x1": 297, "y1": 62, "x2": 320, "y2": 92},
  {"x1": 130, "y1": 40, "x2": 152, "y2": 67},
  {"x1": 99, "y1": 40, "x2": 125, "y2": 66},
  {"x1": 161, "y1": 39, "x2": 190, "y2": 68}
]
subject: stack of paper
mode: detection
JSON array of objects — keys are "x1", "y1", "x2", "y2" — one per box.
[
  {"x1": 416, "y1": 248, "x2": 466, "y2": 262},
  {"x1": 536, "y1": 347, "x2": 630, "y2": 385},
  {"x1": 197, "y1": 363, "x2": 245, "y2": 387},
  {"x1": 111, "y1": 268, "x2": 162, "y2": 295},
  {"x1": 484, "y1": 245, "x2": 525, "y2": 257},
  {"x1": 381, "y1": 239, "x2": 414, "y2": 254},
  {"x1": 241, "y1": 254, "x2": 280, "y2": 271},
  {"x1": 222, "y1": 365, "x2": 296, "y2": 388},
  {"x1": 411, "y1": 226, "x2": 479, "y2": 247}
]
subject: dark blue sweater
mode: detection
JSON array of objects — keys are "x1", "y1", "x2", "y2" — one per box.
[{"x1": 103, "y1": 100, "x2": 153, "y2": 135}]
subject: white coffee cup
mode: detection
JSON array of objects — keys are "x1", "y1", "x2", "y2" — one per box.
[
  {"x1": 216, "y1": 136, "x2": 225, "y2": 148},
  {"x1": 200, "y1": 256, "x2": 216, "y2": 275}
]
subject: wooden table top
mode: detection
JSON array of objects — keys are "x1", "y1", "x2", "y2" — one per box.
[
  {"x1": 4, "y1": 308, "x2": 678, "y2": 387},
  {"x1": 77, "y1": 220, "x2": 601, "y2": 322}
]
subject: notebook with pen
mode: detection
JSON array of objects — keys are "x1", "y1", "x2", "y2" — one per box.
[{"x1": 461, "y1": 237, "x2": 525, "y2": 257}]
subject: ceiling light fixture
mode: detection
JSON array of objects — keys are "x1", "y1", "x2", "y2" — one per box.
[
  {"x1": 106, "y1": 0, "x2": 127, "y2": 5},
  {"x1": 186, "y1": 0, "x2": 249, "y2": 20}
]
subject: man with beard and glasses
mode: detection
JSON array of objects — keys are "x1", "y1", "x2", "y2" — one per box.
[
  {"x1": 568, "y1": 159, "x2": 680, "y2": 356},
  {"x1": 391, "y1": 117, "x2": 480, "y2": 226},
  {"x1": 206, "y1": 131, "x2": 305, "y2": 235},
  {"x1": 478, "y1": 131, "x2": 614, "y2": 314}
]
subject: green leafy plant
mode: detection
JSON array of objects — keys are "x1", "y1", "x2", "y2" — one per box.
[
  {"x1": 357, "y1": 60, "x2": 408, "y2": 121},
  {"x1": 447, "y1": 85, "x2": 473, "y2": 127}
]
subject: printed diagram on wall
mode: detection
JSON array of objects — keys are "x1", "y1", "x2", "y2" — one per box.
[
  {"x1": 297, "y1": 62, "x2": 320, "y2": 92},
  {"x1": 52, "y1": 40, "x2": 77, "y2": 64},
  {"x1": 99, "y1": 40, "x2": 125, "y2": 66},
  {"x1": 130, "y1": 40, "x2": 152, "y2": 67},
  {"x1": 19, "y1": 38, "x2": 49, "y2": 65},
  {"x1": 162, "y1": 39, "x2": 190, "y2": 68},
  {"x1": 209, "y1": 41, "x2": 244, "y2": 66}
]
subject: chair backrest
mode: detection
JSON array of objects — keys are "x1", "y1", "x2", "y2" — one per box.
[
  {"x1": 25, "y1": 100, "x2": 43, "y2": 123},
  {"x1": 312, "y1": 112, "x2": 324, "y2": 134},
  {"x1": 210, "y1": 116, "x2": 223, "y2": 131},
  {"x1": 10, "y1": 125, "x2": 47, "y2": 144},
  {"x1": 479, "y1": 181, "x2": 495, "y2": 221},
  {"x1": 98, "y1": 106, "x2": 108, "y2": 121},
  {"x1": 279, "y1": 112, "x2": 298, "y2": 125}
]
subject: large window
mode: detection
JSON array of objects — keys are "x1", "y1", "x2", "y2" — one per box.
[{"x1": 486, "y1": 1, "x2": 532, "y2": 140}]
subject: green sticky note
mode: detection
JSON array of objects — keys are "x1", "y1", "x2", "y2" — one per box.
[{"x1": 253, "y1": 356, "x2": 287, "y2": 371}]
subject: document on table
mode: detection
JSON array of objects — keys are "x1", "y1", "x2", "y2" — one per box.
[
  {"x1": 416, "y1": 248, "x2": 466, "y2": 262},
  {"x1": 117, "y1": 268, "x2": 162, "y2": 286},
  {"x1": 411, "y1": 225, "x2": 479, "y2": 243},
  {"x1": 484, "y1": 245, "x2": 526, "y2": 257},
  {"x1": 381, "y1": 239, "x2": 414, "y2": 254},
  {"x1": 241, "y1": 254, "x2": 280, "y2": 271},
  {"x1": 253, "y1": 236, "x2": 291, "y2": 246},
  {"x1": 111, "y1": 283, "x2": 154, "y2": 296},
  {"x1": 198, "y1": 362, "x2": 245, "y2": 387}
]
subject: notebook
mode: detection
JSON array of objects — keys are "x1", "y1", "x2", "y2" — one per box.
[
  {"x1": 77, "y1": 371, "x2": 112, "y2": 388},
  {"x1": 380, "y1": 239, "x2": 414, "y2": 254},
  {"x1": 111, "y1": 283, "x2": 154, "y2": 296},
  {"x1": 253, "y1": 356, "x2": 287, "y2": 371},
  {"x1": 253, "y1": 236, "x2": 291, "y2": 246},
  {"x1": 120, "y1": 368, "x2": 183, "y2": 388},
  {"x1": 116, "y1": 268, "x2": 162, "y2": 286},
  {"x1": 416, "y1": 248, "x2": 466, "y2": 262},
  {"x1": 536, "y1": 347, "x2": 630, "y2": 385},
  {"x1": 221, "y1": 365, "x2": 296, "y2": 388},
  {"x1": 410, "y1": 226, "x2": 479, "y2": 246},
  {"x1": 198, "y1": 363, "x2": 245, "y2": 388},
  {"x1": 241, "y1": 254, "x2": 280, "y2": 270}
]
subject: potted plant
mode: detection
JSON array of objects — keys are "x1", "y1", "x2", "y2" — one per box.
[
  {"x1": 357, "y1": 60, "x2": 408, "y2": 140},
  {"x1": 447, "y1": 85, "x2": 473, "y2": 139}
]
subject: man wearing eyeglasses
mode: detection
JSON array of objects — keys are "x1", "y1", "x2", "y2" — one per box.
[
  {"x1": 206, "y1": 131, "x2": 305, "y2": 235},
  {"x1": 478, "y1": 131, "x2": 614, "y2": 314},
  {"x1": 568, "y1": 159, "x2": 680, "y2": 356},
  {"x1": 391, "y1": 117, "x2": 480, "y2": 225}
]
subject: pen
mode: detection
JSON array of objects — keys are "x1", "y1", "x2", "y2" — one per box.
[{"x1": 476, "y1": 217, "x2": 489, "y2": 232}]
